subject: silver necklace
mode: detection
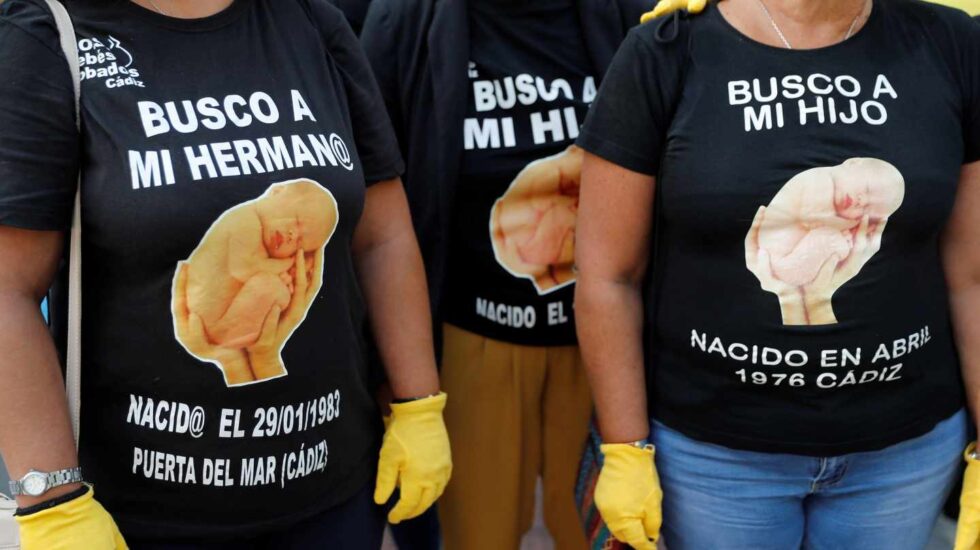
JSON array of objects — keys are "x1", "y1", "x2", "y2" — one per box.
[
  {"x1": 147, "y1": 0, "x2": 170, "y2": 16},
  {"x1": 754, "y1": 0, "x2": 867, "y2": 50}
]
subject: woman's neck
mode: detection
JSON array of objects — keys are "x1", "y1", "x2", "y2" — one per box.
[
  {"x1": 719, "y1": 0, "x2": 871, "y2": 50},
  {"x1": 130, "y1": 0, "x2": 234, "y2": 19},
  {"x1": 764, "y1": 0, "x2": 863, "y2": 25}
]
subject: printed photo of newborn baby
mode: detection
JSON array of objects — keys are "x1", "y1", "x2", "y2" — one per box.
[
  {"x1": 491, "y1": 145, "x2": 583, "y2": 295},
  {"x1": 745, "y1": 158, "x2": 905, "y2": 325},
  {"x1": 172, "y1": 179, "x2": 338, "y2": 387}
]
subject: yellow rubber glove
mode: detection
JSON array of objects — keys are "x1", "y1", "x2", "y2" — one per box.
[
  {"x1": 595, "y1": 443, "x2": 662, "y2": 550},
  {"x1": 640, "y1": 0, "x2": 707, "y2": 24},
  {"x1": 927, "y1": 0, "x2": 980, "y2": 16},
  {"x1": 374, "y1": 392, "x2": 452, "y2": 524},
  {"x1": 16, "y1": 488, "x2": 127, "y2": 550},
  {"x1": 956, "y1": 442, "x2": 980, "y2": 550}
]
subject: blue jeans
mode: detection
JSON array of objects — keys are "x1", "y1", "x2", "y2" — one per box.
[{"x1": 651, "y1": 409, "x2": 967, "y2": 550}]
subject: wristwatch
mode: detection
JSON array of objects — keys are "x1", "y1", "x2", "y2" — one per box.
[
  {"x1": 626, "y1": 438, "x2": 655, "y2": 451},
  {"x1": 8, "y1": 468, "x2": 83, "y2": 497}
]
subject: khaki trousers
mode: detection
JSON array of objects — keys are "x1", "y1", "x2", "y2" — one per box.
[{"x1": 438, "y1": 324, "x2": 593, "y2": 550}]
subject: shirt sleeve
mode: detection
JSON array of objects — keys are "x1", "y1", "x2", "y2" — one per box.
[
  {"x1": 577, "y1": 27, "x2": 685, "y2": 176},
  {"x1": 0, "y1": 6, "x2": 79, "y2": 231},
  {"x1": 314, "y1": 1, "x2": 405, "y2": 185}
]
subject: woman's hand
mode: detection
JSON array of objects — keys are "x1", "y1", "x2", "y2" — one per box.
[
  {"x1": 172, "y1": 262, "x2": 254, "y2": 385},
  {"x1": 832, "y1": 215, "x2": 885, "y2": 290},
  {"x1": 955, "y1": 443, "x2": 980, "y2": 550},
  {"x1": 247, "y1": 249, "x2": 323, "y2": 379},
  {"x1": 745, "y1": 207, "x2": 794, "y2": 296},
  {"x1": 798, "y1": 215, "x2": 885, "y2": 325},
  {"x1": 744, "y1": 207, "x2": 807, "y2": 324},
  {"x1": 595, "y1": 443, "x2": 662, "y2": 550},
  {"x1": 491, "y1": 145, "x2": 583, "y2": 292},
  {"x1": 16, "y1": 488, "x2": 127, "y2": 550},
  {"x1": 279, "y1": 249, "x2": 323, "y2": 336},
  {"x1": 800, "y1": 253, "x2": 843, "y2": 325},
  {"x1": 374, "y1": 393, "x2": 452, "y2": 524}
]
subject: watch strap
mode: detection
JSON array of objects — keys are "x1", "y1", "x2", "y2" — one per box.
[
  {"x1": 46, "y1": 467, "x2": 84, "y2": 489},
  {"x1": 8, "y1": 467, "x2": 84, "y2": 496}
]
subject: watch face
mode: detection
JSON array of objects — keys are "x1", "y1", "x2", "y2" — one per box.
[{"x1": 22, "y1": 472, "x2": 48, "y2": 496}]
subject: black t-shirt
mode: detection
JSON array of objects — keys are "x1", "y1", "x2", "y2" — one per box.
[
  {"x1": 329, "y1": 0, "x2": 372, "y2": 34},
  {"x1": 0, "y1": 0, "x2": 403, "y2": 540},
  {"x1": 579, "y1": 0, "x2": 980, "y2": 455},
  {"x1": 443, "y1": 0, "x2": 594, "y2": 346}
]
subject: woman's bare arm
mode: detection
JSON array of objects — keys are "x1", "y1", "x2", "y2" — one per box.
[
  {"x1": 352, "y1": 178, "x2": 440, "y2": 399},
  {"x1": 944, "y1": 160, "x2": 980, "y2": 435},
  {"x1": 575, "y1": 153, "x2": 655, "y2": 443},
  {"x1": 0, "y1": 226, "x2": 82, "y2": 506}
]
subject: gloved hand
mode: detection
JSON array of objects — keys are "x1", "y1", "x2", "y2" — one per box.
[
  {"x1": 16, "y1": 487, "x2": 127, "y2": 550},
  {"x1": 956, "y1": 442, "x2": 980, "y2": 550},
  {"x1": 595, "y1": 443, "x2": 662, "y2": 550},
  {"x1": 374, "y1": 392, "x2": 452, "y2": 524},
  {"x1": 640, "y1": 0, "x2": 707, "y2": 24}
]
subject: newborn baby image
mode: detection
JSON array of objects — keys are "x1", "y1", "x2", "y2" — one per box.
[
  {"x1": 491, "y1": 145, "x2": 583, "y2": 294},
  {"x1": 183, "y1": 179, "x2": 338, "y2": 350},
  {"x1": 756, "y1": 158, "x2": 905, "y2": 287}
]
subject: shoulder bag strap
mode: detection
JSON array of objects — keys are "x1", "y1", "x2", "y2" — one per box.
[{"x1": 43, "y1": 0, "x2": 82, "y2": 449}]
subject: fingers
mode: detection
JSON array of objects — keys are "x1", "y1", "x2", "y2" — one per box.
[
  {"x1": 259, "y1": 306, "x2": 282, "y2": 339},
  {"x1": 279, "y1": 251, "x2": 315, "y2": 334},
  {"x1": 756, "y1": 248, "x2": 779, "y2": 288},
  {"x1": 808, "y1": 253, "x2": 841, "y2": 295},
  {"x1": 109, "y1": 514, "x2": 129, "y2": 550},
  {"x1": 855, "y1": 214, "x2": 871, "y2": 249},
  {"x1": 609, "y1": 519, "x2": 658, "y2": 550},
  {"x1": 406, "y1": 485, "x2": 436, "y2": 522},
  {"x1": 222, "y1": 352, "x2": 256, "y2": 386},
  {"x1": 255, "y1": 305, "x2": 281, "y2": 347},
  {"x1": 182, "y1": 312, "x2": 216, "y2": 358},
  {"x1": 642, "y1": 489, "x2": 663, "y2": 543},
  {"x1": 248, "y1": 307, "x2": 286, "y2": 380},
  {"x1": 293, "y1": 249, "x2": 308, "y2": 295},
  {"x1": 172, "y1": 263, "x2": 192, "y2": 343},
  {"x1": 187, "y1": 313, "x2": 209, "y2": 346},
  {"x1": 374, "y1": 450, "x2": 399, "y2": 506},
  {"x1": 745, "y1": 206, "x2": 765, "y2": 266},
  {"x1": 172, "y1": 262, "x2": 190, "y2": 318},
  {"x1": 815, "y1": 253, "x2": 840, "y2": 283},
  {"x1": 954, "y1": 507, "x2": 980, "y2": 550},
  {"x1": 307, "y1": 250, "x2": 324, "y2": 299},
  {"x1": 434, "y1": 472, "x2": 450, "y2": 502},
  {"x1": 754, "y1": 205, "x2": 767, "y2": 229},
  {"x1": 388, "y1": 483, "x2": 422, "y2": 525}
]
